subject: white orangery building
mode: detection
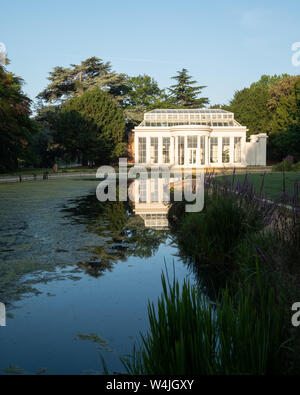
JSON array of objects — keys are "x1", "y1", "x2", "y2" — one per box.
[{"x1": 130, "y1": 109, "x2": 267, "y2": 168}]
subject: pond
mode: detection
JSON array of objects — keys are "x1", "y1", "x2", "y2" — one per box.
[{"x1": 0, "y1": 178, "x2": 195, "y2": 375}]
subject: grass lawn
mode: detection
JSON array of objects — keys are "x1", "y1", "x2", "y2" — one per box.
[
  {"x1": 0, "y1": 167, "x2": 98, "y2": 177},
  {"x1": 220, "y1": 171, "x2": 300, "y2": 201},
  {"x1": 2, "y1": 168, "x2": 300, "y2": 202},
  {"x1": 0, "y1": 164, "x2": 136, "y2": 177}
]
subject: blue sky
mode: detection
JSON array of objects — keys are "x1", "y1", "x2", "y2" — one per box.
[{"x1": 1, "y1": 0, "x2": 300, "y2": 106}]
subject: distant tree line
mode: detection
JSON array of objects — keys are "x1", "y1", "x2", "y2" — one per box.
[
  {"x1": 1, "y1": 58, "x2": 210, "y2": 171},
  {"x1": 223, "y1": 74, "x2": 300, "y2": 162},
  {"x1": 1, "y1": 55, "x2": 300, "y2": 171},
  {"x1": 0, "y1": 62, "x2": 37, "y2": 171}
]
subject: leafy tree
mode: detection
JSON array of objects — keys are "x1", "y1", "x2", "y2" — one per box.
[
  {"x1": 267, "y1": 77, "x2": 300, "y2": 161},
  {"x1": 295, "y1": 78, "x2": 300, "y2": 107},
  {"x1": 38, "y1": 57, "x2": 127, "y2": 105},
  {"x1": 268, "y1": 123, "x2": 300, "y2": 162},
  {"x1": 125, "y1": 74, "x2": 163, "y2": 107},
  {"x1": 250, "y1": 74, "x2": 285, "y2": 90},
  {"x1": 54, "y1": 88, "x2": 126, "y2": 165},
  {"x1": 226, "y1": 85, "x2": 272, "y2": 137},
  {"x1": 227, "y1": 74, "x2": 300, "y2": 160},
  {"x1": 209, "y1": 104, "x2": 225, "y2": 109},
  {"x1": 0, "y1": 64, "x2": 36, "y2": 171},
  {"x1": 30, "y1": 105, "x2": 63, "y2": 167},
  {"x1": 226, "y1": 74, "x2": 296, "y2": 137},
  {"x1": 168, "y1": 68, "x2": 209, "y2": 108},
  {"x1": 123, "y1": 74, "x2": 170, "y2": 129},
  {"x1": 268, "y1": 75, "x2": 300, "y2": 135}
]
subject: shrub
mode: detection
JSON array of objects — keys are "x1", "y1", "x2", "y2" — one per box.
[
  {"x1": 293, "y1": 162, "x2": 300, "y2": 171},
  {"x1": 177, "y1": 195, "x2": 263, "y2": 268},
  {"x1": 272, "y1": 160, "x2": 293, "y2": 172},
  {"x1": 56, "y1": 88, "x2": 126, "y2": 165},
  {"x1": 234, "y1": 231, "x2": 300, "y2": 304}
]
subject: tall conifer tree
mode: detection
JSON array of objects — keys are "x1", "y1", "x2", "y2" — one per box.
[{"x1": 168, "y1": 68, "x2": 209, "y2": 108}]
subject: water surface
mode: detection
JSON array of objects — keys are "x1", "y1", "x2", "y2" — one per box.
[{"x1": 0, "y1": 178, "x2": 193, "y2": 374}]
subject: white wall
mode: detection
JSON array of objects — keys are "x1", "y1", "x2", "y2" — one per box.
[{"x1": 245, "y1": 134, "x2": 268, "y2": 166}]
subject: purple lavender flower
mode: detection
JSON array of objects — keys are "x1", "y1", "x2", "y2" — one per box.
[
  {"x1": 254, "y1": 245, "x2": 268, "y2": 264},
  {"x1": 284, "y1": 155, "x2": 294, "y2": 163}
]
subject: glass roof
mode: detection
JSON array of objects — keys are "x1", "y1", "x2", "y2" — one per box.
[{"x1": 138, "y1": 108, "x2": 240, "y2": 127}]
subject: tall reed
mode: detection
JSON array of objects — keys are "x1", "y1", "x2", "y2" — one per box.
[{"x1": 122, "y1": 267, "x2": 289, "y2": 375}]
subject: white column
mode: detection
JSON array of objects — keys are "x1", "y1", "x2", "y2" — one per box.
[
  {"x1": 174, "y1": 136, "x2": 178, "y2": 165},
  {"x1": 218, "y1": 137, "x2": 223, "y2": 165},
  {"x1": 241, "y1": 136, "x2": 247, "y2": 165},
  {"x1": 170, "y1": 137, "x2": 174, "y2": 165},
  {"x1": 197, "y1": 136, "x2": 200, "y2": 166},
  {"x1": 205, "y1": 136, "x2": 209, "y2": 165},
  {"x1": 230, "y1": 137, "x2": 234, "y2": 165},
  {"x1": 158, "y1": 136, "x2": 163, "y2": 165},
  {"x1": 184, "y1": 136, "x2": 188, "y2": 166},
  {"x1": 146, "y1": 136, "x2": 151, "y2": 165}
]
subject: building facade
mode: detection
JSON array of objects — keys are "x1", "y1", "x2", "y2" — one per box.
[{"x1": 129, "y1": 109, "x2": 267, "y2": 167}]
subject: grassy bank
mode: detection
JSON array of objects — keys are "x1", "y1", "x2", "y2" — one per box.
[
  {"x1": 219, "y1": 171, "x2": 300, "y2": 201},
  {"x1": 0, "y1": 167, "x2": 98, "y2": 177}
]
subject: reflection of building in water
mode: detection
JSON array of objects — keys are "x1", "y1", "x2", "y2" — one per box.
[{"x1": 130, "y1": 178, "x2": 170, "y2": 229}]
